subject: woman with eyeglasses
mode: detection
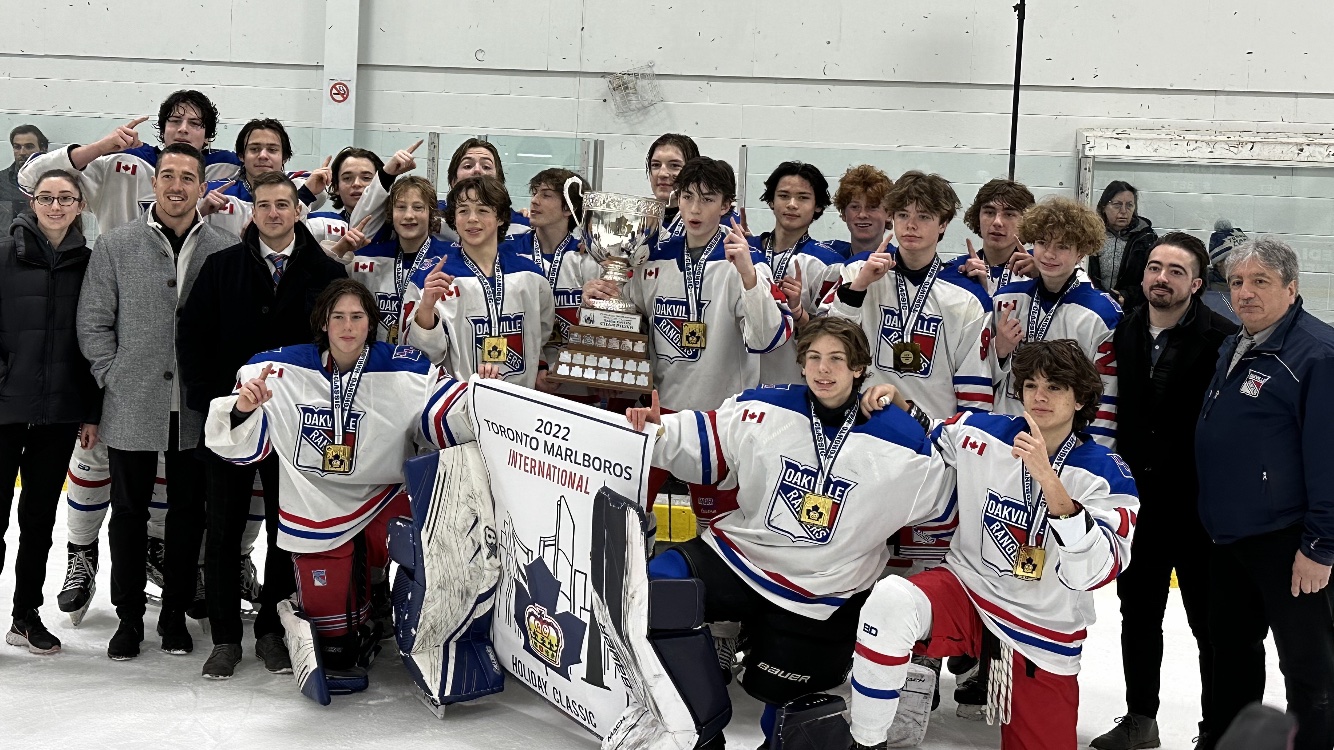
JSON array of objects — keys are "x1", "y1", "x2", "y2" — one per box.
[
  {"x1": 1089, "y1": 180, "x2": 1159, "y2": 310},
  {"x1": 0, "y1": 169, "x2": 101, "y2": 655}
]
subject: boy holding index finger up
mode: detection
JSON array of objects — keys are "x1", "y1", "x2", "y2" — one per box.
[
  {"x1": 991, "y1": 197, "x2": 1121, "y2": 449},
  {"x1": 590, "y1": 156, "x2": 793, "y2": 523}
]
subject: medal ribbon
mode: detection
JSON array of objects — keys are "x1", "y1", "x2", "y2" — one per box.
[
  {"x1": 891, "y1": 255, "x2": 943, "y2": 346},
  {"x1": 807, "y1": 399, "x2": 859, "y2": 495},
  {"x1": 532, "y1": 232, "x2": 576, "y2": 294},
  {"x1": 460, "y1": 251, "x2": 506, "y2": 337},
  {"x1": 682, "y1": 227, "x2": 726, "y2": 323},
  {"x1": 1020, "y1": 431, "x2": 1079, "y2": 547},
  {"x1": 764, "y1": 231, "x2": 809, "y2": 282},
  {"x1": 1025, "y1": 274, "x2": 1079, "y2": 343},
  {"x1": 328, "y1": 345, "x2": 370, "y2": 446}
]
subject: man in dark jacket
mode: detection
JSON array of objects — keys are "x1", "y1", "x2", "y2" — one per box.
[
  {"x1": 1, "y1": 125, "x2": 46, "y2": 228},
  {"x1": 1196, "y1": 237, "x2": 1334, "y2": 750},
  {"x1": 178, "y1": 170, "x2": 345, "y2": 679},
  {"x1": 1093, "y1": 233, "x2": 1237, "y2": 750}
]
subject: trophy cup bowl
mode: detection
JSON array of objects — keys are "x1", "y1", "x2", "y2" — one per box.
[
  {"x1": 544, "y1": 180, "x2": 662, "y2": 393},
  {"x1": 568, "y1": 182, "x2": 665, "y2": 319}
]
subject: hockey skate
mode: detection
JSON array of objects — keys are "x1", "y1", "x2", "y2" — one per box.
[
  {"x1": 145, "y1": 536, "x2": 166, "y2": 589},
  {"x1": 238, "y1": 554, "x2": 261, "y2": 616},
  {"x1": 57, "y1": 542, "x2": 98, "y2": 627}
]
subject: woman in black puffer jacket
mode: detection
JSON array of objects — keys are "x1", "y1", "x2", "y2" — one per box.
[
  {"x1": 1088, "y1": 180, "x2": 1159, "y2": 311},
  {"x1": 0, "y1": 169, "x2": 101, "y2": 655}
]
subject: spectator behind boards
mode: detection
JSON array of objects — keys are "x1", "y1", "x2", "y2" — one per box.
[{"x1": 1, "y1": 124, "x2": 47, "y2": 228}]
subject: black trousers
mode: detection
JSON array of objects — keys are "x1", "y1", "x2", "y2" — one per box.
[
  {"x1": 204, "y1": 452, "x2": 292, "y2": 644},
  {"x1": 1116, "y1": 500, "x2": 1213, "y2": 725},
  {"x1": 1208, "y1": 523, "x2": 1334, "y2": 750},
  {"x1": 0, "y1": 422, "x2": 79, "y2": 617},
  {"x1": 106, "y1": 413, "x2": 206, "y2": 621}
]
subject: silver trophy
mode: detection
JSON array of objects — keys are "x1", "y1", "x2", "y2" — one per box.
[{"x1": 564, "y1": 177, "x2": 665, "y2": 332}]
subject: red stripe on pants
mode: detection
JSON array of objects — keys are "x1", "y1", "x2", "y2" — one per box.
[
  {"x1": 291, "y1": 493, "x2": 409, "y2": 637},
  {"x1": 908, "y1": 567, "x2": 1079, "y2": 750}
]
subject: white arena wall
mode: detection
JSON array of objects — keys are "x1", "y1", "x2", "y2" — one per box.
[{"x1": 5, "y1": 0, "x2": 1334, "y2": 312}]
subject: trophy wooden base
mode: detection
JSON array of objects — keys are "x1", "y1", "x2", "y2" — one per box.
[{"x1": 547, "y1": 325, "x2": 653, "y2": 394}]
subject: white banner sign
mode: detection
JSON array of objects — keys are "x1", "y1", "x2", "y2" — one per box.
[{"x1": 468, "y1": 378, "x2": 655, "y2": 739}]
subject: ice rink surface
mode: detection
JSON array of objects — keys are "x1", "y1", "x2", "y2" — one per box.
[{"x1": 0, "y1": 498, "x2": 1286, "y2": 749}]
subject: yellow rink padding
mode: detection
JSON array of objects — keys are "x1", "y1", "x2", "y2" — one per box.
[{"x1": 653, "y1": 496, "x2": 698, "y2": 542}]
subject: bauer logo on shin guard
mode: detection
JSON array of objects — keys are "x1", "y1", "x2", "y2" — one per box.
[{"x1": 755, "y1": 662, "x2": 810, "y2": 683}]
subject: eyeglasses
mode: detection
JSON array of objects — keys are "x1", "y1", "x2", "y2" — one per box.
[{"x1": 34, "y1": 195, "x2": 80, "y2": 206}]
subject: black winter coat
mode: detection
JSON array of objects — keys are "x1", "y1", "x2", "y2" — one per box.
[
  {"x1": 0, "y1": 213, "x2": 101, "y2": 425},
  {"x1": 178, "y1": 221, "x2": 346, "y2": 416},
  {"x1": 1113, "y1": 296, "x2": 1236, "y2": 511}
]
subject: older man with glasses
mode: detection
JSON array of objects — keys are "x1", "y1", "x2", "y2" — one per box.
[{"x1": 1195, "y1": 237, "x2": 1334, "y2": 750}]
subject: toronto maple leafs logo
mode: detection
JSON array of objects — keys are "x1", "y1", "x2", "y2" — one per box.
[
  {"x1": 652, "y1": 296, "x2": 710, "y2": 363},
  {"x1": 764, "y1": 457, "x2": 856, "y2": 545},
  {"x1": 876, "y1": 307, "x2": 943, "y2": 377},
  {"x1": 294, "y1": 404, "x2": 365, "y2": 477},
  {"x1": 512, "y1": 557, "x2": 586, "y2": 679},
  {"x1": 980, "y1": 489, "x2": 1032, "y2": 577}
]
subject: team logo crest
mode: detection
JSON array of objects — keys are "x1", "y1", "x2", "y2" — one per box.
[
  {"x1": 513, "y1": 557, "x2": 585, "y2": 678},
  {"x1": 470, "y1": 313, "x2": 527, "y2": 375},
  {"x1": 765, "y1": 457, "x2": 856, "y2": 544},
  {"x1": 552, "y1": 289, "x2": 582, "y2": 343},
  {"x1": 1241, "y1": 369, "x2": 1271, "y2": 398},
  {"x1": 980, "y1": 489, "x2": 1034, "y2": 577},
  {"x1": 652, "y1": 296, "x2": 711, "y2": 362},
  {"x1": 876, "y1": 307, "x2": 942, "y2": 377},
  {"x1": 294, "y1": 404, "x2": 365, "y2": 477},
  {"x1": 375, "y1": 292, "x2": 401, "y2": 329}
]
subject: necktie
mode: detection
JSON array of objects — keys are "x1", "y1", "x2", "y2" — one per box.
[
  {"x1": 1227, "y1": 333, "x2": 1256, "y2": 376},
  {"x1": 268, "y1": 253, "x2": 286, "y2": 287}
]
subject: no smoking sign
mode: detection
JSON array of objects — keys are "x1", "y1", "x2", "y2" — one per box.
[{"x1": 328, "y1": 80, "x2": 351, "y2": 104}]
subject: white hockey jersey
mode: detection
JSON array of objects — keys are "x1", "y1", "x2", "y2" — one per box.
[
  {"x1": 19, "y1": 144, "x2": 241, "y2": 234},
  {"x1": 349, "y1": 171, "x2": 530, "y2": 244},
  {"x1": 991, "y1": 277, "x2": 1121, "y2": 447},
  {"x1": 336, "y1": 236, "x2": 450, "y2": 345},
  {"x1": 820, "y1": 252, "x2": 995, "y2": 419},
  {"x1": 402, "y1": 248, "x2": 555, "y2": 389},
  {"x1": 747, "y1": 233, "x2": 846, "y2": 386},
  {"x1": 653, "y1": 385, "x2": 952, "y2": 619},
  {"x1": 928, "y1": 411, "x2": 1138, "y2": 675},
  {"x1": 504, "y1": 232, "x2": 604, "y2": 397},
  {"x1": 201, "y1": 171, "x2": 326, "y2": 236},
  {"x1": 624, "y1": 229, "x2": 793, "y2": 413},
  {"x1": 203, "y1": 342, "x2": 474, "y2": 554}
]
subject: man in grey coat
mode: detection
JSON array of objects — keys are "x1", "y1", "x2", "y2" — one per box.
[{"x1": 77, "y1": 142, "x2": 238, "y2": 660}]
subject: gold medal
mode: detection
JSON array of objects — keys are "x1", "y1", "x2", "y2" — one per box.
[
  {"x1": 386, "y1": 323, "x2": 399, "y2": 345},
  {"x1": 799, "y1": 493, "x2": 836, "y2": 528},
  {"x1": 322, "y1": 443, "x2": 353, "y2": 474},
  {"x1": 482, "y1": 336, "x2": 509, "y2": 363},
  {"x1": 892, "y1": 341, "x2": 923, "y2": 372},
  {"x1": 1013, "y1": 545, "x2": 1045, "y2": 581},
  {"x1": 682, "y1": 321, "x2": 708, "y2": 350}
]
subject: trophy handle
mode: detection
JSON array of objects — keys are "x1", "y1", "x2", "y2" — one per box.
[{"x1": 563, "y1": 176, "x2": 584, "y2": 228}]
